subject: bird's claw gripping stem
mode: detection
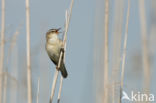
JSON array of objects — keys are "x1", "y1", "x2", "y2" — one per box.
[
  {"x1": 60, "y1": 47, "x2": 65, "y2": 53},
  {"x1": 56, "y1": 66, "x2": 60, "y2": 70}
]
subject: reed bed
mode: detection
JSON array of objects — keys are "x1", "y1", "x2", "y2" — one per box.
[{"x1": 0, "y1": 0, "x2": 154, "y2": 103}]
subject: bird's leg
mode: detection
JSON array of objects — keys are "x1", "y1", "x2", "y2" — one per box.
[
  {"x1": 56, "y1": 66, "x2": 59, "y2": 70},
  {"x1": 60, "y1": 47, "x2": 65, "y2": 53}
]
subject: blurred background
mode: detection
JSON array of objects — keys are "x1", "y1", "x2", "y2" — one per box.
[{"x1": 0, "y1": 0, "x2": 156, "y2": 103}]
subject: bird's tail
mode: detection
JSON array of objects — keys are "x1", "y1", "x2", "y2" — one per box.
[{"x1": 60, "y1": 63, "x2": 68, "y2": 78}]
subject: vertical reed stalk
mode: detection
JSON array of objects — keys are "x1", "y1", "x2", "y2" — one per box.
[
  {"x1": 57, "y1": 7, "x2": 70, "y2": 103},
  {"x1": 138, "y1": 0, "x2": 150, "y2": 94},
  {"x1": 49, "y1": 70, "x2": 59, "y2": 103},
  {"x1": 104, "y1": 0, "x2": 109, "y2": 102},
  {"x1": 57, "y1": 42, "x2": 66, "y2": 103},
  {"x1": 57, "y1": 77, "x2": 63, "y2": 103},
  {"x1": 0, "y1": 0, "x2": 5, "y2": 102},
  {"x1": 36, "y1": 78, "x2": 40, "y2": 103},
  {"x1": 120, "y1": 0, "x2": 130, "y2": 102},
  {"x1": 25, "y1": 0, "x2": 32, "y2": 102},
  {"x1": 49, "y1": 1, "x2": 74, "y2": 103}
]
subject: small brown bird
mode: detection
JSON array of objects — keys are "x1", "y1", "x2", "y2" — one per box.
[{"x1": 45, "y1": 28, "x2": 68, "y2": 78}]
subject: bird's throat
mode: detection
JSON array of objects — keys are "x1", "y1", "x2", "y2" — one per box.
[{"x1": 48, "y1": 34, "x2": 58, "y2": 44}]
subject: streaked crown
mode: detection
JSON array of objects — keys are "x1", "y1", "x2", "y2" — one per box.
[
  {"x1": 46, "y1": 28, "x2": 61, "y2": 40},
  {"x1": 46, "y1": 28, "x2": 61, "y2": 35}
]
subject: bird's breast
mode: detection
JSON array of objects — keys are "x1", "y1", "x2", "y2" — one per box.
[
  {"x1": 46, "y1": 43, "x2": 59, "y2": 55},
  {"x1": 46, "y1": 35, "x2": 63, "y2": 58}
]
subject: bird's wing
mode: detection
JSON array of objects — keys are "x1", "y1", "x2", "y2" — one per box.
[{"x1": 50, "y1": 53, "x2": 59, "y2": 65}]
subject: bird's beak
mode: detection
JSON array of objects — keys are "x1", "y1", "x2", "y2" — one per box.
[{"x1": 56, "y1": 28, "x2": 62, "y2": 34}]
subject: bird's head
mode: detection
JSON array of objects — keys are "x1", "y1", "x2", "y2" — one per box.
[{"x1": 46, "y1": 28, "x2": 61, "y2": 39}]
